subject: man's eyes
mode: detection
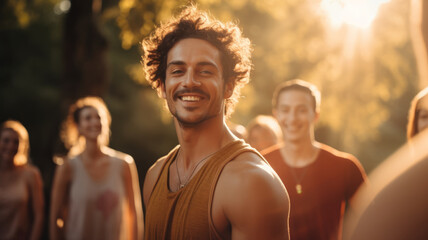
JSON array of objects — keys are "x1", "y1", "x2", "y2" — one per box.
[
  {"x1": 200, "y1": 70, "x2": 213, "y2": 75},
  {"x1": 168, "y1": 67, "x2": 216, "y2": 76},
  {"x1": 171, "y1": 69, "x2": 184, "y2": 74}
]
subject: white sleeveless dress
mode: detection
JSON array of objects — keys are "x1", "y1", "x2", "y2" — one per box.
[{"x1": 65, "y1": 156, "x2": 127, "y2": 240}]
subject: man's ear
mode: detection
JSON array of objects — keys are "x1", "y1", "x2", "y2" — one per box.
[
  {"x1": 224, "y1": 81, "x2": 234, "y2": 99},
  {"x1": 157, "y1": 82, "x2": 167, "y2": 99},
  {"x1": 272, "y1": 108, "x2": 278, "y2": 119}
]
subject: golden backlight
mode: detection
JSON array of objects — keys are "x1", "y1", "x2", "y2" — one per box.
[{"x1": 321, "y1": 0, "x2": 390, "y2": 29}]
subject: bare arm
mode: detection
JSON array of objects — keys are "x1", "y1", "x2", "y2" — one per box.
[
  {"x1": 122, "y1": 157, "x2": 143, "y2": 240},
  {"x1": 28, "y1": 167, "x2": 44, "y2": 240},
  {"x1": 219, "y1": 153, "x2": 290, "y2": 240},
  {"x1": 49, "y1": 162, "x2": 71, "y2": 240}
]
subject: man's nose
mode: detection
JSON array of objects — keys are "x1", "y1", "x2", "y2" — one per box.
[{"x1": 183, "y1": 71, "x2": 201, "y2": 87}]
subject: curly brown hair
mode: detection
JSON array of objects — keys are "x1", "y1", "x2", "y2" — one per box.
[{"x1": 141, "y1": 5, "x2": 252, "y2": 117}]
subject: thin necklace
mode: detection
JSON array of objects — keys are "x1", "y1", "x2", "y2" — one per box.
[
  {"x1": 281, "y1": 147, "x2": 318, "y2": 194},
  {"x1": 175, "y1": 148, "x2": 218, "y2": 189},
  {"x1": 290, "y1": 167, "x2": 310, "y2": 194}
]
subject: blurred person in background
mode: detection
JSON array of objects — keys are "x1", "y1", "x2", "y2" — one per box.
[
  {"x1": 141, "y1": 5, "x2": 290, "y2": 240},
  {"x1": 49, "y1": 97, "x2": 143, "y2": 240},
  {"x1": 343, "y1": 3, "x2": 428, "y2": 238},
  {"x1": 0, "y1": 120, "x2": 44, "y2": 240},
  {"x1": 343, "y1": 87, "x2": 428, "y2": 240},
  {"x1": 263, "y1": 79, "x2": 367, "y2": 240},
  {"x1": 407, "y1": 86, "x2": 428, "y2": 140},
  {"x1": 246, "y1": 114, "x2": 283, "y2": 153}
]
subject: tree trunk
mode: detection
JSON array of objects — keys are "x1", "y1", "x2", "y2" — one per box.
[{"x1": 63, "y1": 0, "x2": 108, "y2": 101}]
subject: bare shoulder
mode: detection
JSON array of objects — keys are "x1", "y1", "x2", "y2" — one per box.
[
  {"x1": 53, "y1": 158, "x2": 73, "y2": 184},
  {"x1": 222, "y1": 151, "x2": 280, "y2": 182},
  {"x1": 146, "y1": 155, "x2": 168, "y2": 178},
  {"x1": 143, "y1": 155, "x2": 168, "y2": 206},
  {"x1": 214, "y1": 151, "x2": 290, "y2": 239},
  {"x1": 21, "y1": 164, "x2": 42, "y2": 182},
  {"x1": 217, "y1": 152, "x2": 288, "y2": 203},
  {"x1": 144, "y1": 156, "x2": 168, "y2": 188},
  {"x1": 21, "y1": 164, "x2": 40, "y2": 174},
  {"x1": 220, "y1": 151, "x2": 287, "y2": 195},
  {"x1": 105, "y1": 147, "x2": 134, "y2": 164}
]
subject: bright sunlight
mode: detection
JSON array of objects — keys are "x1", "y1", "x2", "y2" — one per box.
[{"x1": 321, "y1": 0, "x2": 390, "y2": 29}]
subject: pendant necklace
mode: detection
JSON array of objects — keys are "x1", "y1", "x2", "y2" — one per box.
[
  {"x1": 281, "y1": 147, "x2": 318, "y2": 195},
  {"x1": 290, "y1": 167, "x2": 309, "y2": 194},
  {"x1": 175, "y1": 148, "x2": 218, "y2": 189}
]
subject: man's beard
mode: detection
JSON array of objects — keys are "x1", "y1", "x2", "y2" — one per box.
[
  {"x1": 168, "y1": 87, "x2": 224, "y2": 127},
  {"x1": 171, "y1": 107, "x2": 221, "y2": 128}
]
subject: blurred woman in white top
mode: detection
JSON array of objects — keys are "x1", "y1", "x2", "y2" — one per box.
[{"x1": 49, "y1": 96, "x2": 143, "y2": 240}]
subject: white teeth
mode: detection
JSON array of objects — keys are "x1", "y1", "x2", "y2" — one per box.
[{"x1": 182, "y1": 96, "x2": 201, "y2": 102}]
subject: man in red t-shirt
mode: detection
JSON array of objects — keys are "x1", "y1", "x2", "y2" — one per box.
[{"x1": 262, "y1": 79, "x2": 367, "y2": 240}]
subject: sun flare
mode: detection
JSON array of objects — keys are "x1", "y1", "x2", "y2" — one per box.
[{"x1": 321, "y1": 0, "x2": 390, "y2": 29}]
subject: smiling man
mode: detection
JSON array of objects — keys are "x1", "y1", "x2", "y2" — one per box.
[
  {"x1": 263, "y1": 79, "x2": 367, "y2": 240},
  {"x1": 141, "y1": 5, "x2": 290, "y2": 240}
]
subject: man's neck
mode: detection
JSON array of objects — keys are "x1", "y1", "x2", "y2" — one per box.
[
  {"x1": 280, "y1": 138, "x2": 320, "y2": 168},
  {"x1": 175, "y1": 116, "x2": 235, "y2": 169}
]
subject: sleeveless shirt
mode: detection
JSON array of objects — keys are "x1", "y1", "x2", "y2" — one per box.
[
  {"x1": 66, "y1": 156, "x2": 127, "y2": 240},
  {"x1": 0, "y1": 167, "x2": 31, "y2": 240},
  {"x1": 145, "y1": 140, "x2": 260, "y2": 240}
]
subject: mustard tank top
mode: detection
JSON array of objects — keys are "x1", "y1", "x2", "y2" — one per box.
[{"x1": 144, "y1": 140, "x2": 258, "y2": 240}]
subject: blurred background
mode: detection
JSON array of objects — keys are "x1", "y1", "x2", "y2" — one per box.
[{"x1": 0, "y1": 0, "x2": 424, "y2": 237}]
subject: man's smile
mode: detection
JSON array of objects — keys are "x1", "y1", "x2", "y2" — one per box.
[
  {"x1": 181, "y1": 95, "x2": 202, "y2": 102},
  {"x1": 174, "y1": 88, "x2": 209, "y2": 102}
]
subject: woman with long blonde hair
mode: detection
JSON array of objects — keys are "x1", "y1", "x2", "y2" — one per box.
[{"x1": 0, "y1": 120, "x2": 44, "y2": 240}]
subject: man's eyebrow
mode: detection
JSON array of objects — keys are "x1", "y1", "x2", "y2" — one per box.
[
  {"x1": 197, "y1": 61, "x2": 220, "y2": 70},
  {"x1": 167, "y1": 61, "x2": 186, "y2": 68},
  {"x1": 167, "y1": 60, "x2": 220, "y2": 71}
]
